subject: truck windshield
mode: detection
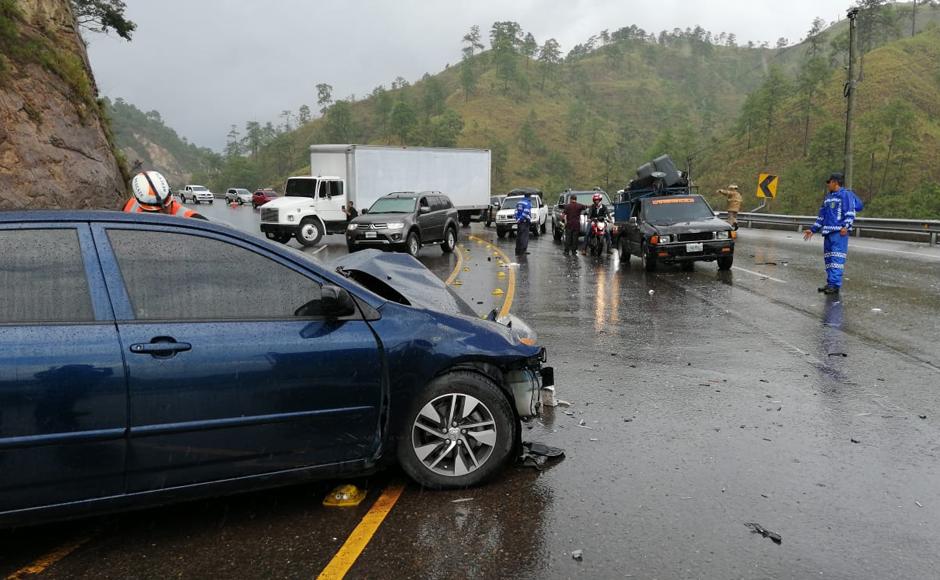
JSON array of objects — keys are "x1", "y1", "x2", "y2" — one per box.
[
  {"x1": 285, "y1": 179, "x2": 318, "y2": 198},
  {"x1": 369, "y1": 198, "x2": 416, "y2": 213},
  {"x1": 501, "y1": 196, "x2": 538, "y2": 209},
  {"x1": 568, "y1": 192, "x2": 610, "y2": 206},
  {"x1": 644, "y1": 197, "x2": 714, "y2": 224}
]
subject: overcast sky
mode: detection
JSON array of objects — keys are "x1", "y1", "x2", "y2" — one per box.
[{"x1": 86, "y1": 0, "x2": 852, "y2": 150}]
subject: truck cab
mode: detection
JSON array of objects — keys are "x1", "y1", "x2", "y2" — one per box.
[{"x1": 259, "y1": 176, "x2": 348, "y2": 246}]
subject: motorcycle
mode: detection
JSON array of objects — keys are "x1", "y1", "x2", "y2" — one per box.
[{"x1": 588, "y1": 218, "x2": 610, "y2": 257}]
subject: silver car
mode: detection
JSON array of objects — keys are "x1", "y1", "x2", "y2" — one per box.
[{"x1": 225, "y1": 188, "x2": 253, "y2": 205}]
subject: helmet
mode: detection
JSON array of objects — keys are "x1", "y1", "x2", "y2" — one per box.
[
  {"x1": 130, "y1": 171, "x2": 172, "y2": 210},
  {"x1": 592, "y1": 193, "x2": 602, "y2": 203}
]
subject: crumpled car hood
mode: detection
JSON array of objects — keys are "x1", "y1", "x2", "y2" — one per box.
[{"x1": 331, "y1": 249, "x2": 536, "y2": 340}]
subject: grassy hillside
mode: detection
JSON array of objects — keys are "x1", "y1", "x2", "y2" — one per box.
[
  {"x1": 696, "y1": 25, "x2": 940, "y2": 218},
  {"x1": 180, "y1": 4, "x2": 940, "y2": 218},
  {"x1": 103, "y1": 97, "x2": 218, "y2": 186}
]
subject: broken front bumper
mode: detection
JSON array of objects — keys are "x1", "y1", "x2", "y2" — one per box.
[{"x1": 506, "y1": 356, "x2": 554, "y2": 419}]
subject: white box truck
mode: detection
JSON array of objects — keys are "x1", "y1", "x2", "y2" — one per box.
[{"x1": 259, "y1": 144, "x2": 491, "y2": 246}]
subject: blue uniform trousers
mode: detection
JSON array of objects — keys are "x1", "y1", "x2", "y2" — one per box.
[{"x1": 823, "y1": 232, "x2": 849, "y2": 287}]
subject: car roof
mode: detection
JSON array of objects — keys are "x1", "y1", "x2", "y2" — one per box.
[
  {"x1": 641, "y1": 193, "x2": 702, "y2": 203},
  {"x1": 564, "y1": 190, "x2": 609, "y2": 195},
  {"x1": 508, "y1": 187, "x2": 541, "y2": 195},
  {"x1": 0, "y1": 210, "x2": 236, "y2": 229}
]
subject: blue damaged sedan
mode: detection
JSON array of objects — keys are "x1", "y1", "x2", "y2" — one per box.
[{"x1": 0, "y1": 211, "x2": 552, "y2": 526}]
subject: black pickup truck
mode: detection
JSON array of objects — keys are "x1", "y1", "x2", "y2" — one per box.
[{"x1": 614, "y1": 193, "x2": 735, "y2": 272}]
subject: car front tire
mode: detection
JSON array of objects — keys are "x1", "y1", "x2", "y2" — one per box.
[
  {"x1": 440, "y1": 226, "x2": 457, "y2": 253},
  {"x1": 406, "y1": 231, "x2": 421, "y2": 257},
  {"x1": 496, "y1": 228, "x2": 507, "y2": 239},
  {"x1": 397, "y1": 371, "x2": 517, "y2": 489},
  {"x1": 718, "y1": 255, "x2": 734, "y2": 271},
  {"x1": 642, "y1": 241, "x2": 657, "y2": 272}
]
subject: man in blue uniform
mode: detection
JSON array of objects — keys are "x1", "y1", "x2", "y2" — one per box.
[
  {"x1": 514, "y1": 192, "x2": 533, "y2": 256},
  {"x1": 803, "y1": 172, "x2": 857, "y2": 294}
]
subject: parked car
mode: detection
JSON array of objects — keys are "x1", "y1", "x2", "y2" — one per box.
[
  {"x1": 0, "y1": 211, "x2": 552, "y2": 527},
  {"x1": 550, "y1": 189, "x2": 612, "y2": 241},
  {"x1": 346, "y1": 191, "x2": 460, "y2": 257},
  {"x1": 180, "y1": 185, "x2": 214, "y2": 204},
  {"x1": 252, "y1": 189, "x2": 278, "y2": 208},
  {"x1": 482, "y1": 195, "x2": 504, "y2": 227},
  {"x1": 494, "y1": 189, "x2": 549, "y2": 239},
  {"x1": 614, "y1": 193, "x2": 735, "y2": 271},
  {"x1": 225, "y1": 188, "x2": 253, "y2": 205}
]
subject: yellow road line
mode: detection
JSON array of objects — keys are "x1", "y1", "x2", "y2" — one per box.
[
  {"x1": 468, "y1": 235, "x2": 515, "y2": 318},
  {"x1": 316, "y1": 483, "x2": 406, "y2": 580},
  {"x1": 445, "y1": 244, "x2": 464, "y2": 285},
  {"x1": 6, "y1": 537, "x2": 90, "y2": 580}
]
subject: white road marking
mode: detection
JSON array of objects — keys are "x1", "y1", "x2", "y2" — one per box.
[
  {"x1": 850, "y1": 243, "x2": 940, "y2": 260},
  {"x1": 310, "y1": 245, "x2": 328, "y2": 256},
  {"x1": 732, "y1": 266, "x2": 788, "y2": 284}
]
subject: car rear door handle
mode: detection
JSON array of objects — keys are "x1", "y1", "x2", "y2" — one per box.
[{"x1": 129, "y1": 340, "x2": 192, "y2": 356}]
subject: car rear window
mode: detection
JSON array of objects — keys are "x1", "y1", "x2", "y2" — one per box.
[{"x1": 0, "y1": 229, "x2": 94, "y2": 323}]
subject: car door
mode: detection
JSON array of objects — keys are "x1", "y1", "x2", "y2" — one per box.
[
  {"x1": 431, "y1": 196, "x2": 448, "y2": 240},
  {"x1": 317, "y1": 180, "x2": 346, "y2": 226},
  {"x1": 416, "y1": 196, "x2": 437, "y2": 241},
  {"x1": 627, "y1": 202, "x2": 644, "y2": 252},
  {"x1": 0, "y1": 224, "x2": 127, "y2": 513},
  {"x1": 93, "y1": 223, "x2": 384, "y2": 492}
]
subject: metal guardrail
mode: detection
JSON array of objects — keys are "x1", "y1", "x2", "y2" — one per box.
[{"x1": 717, "y1": 212, "x2": 940, "y2": 246}]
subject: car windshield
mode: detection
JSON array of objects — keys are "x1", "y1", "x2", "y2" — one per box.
[
  {"x1": 644, "y1": 197, "x2": 714, "y2": 224},
  {"x1": 369, "y1": 197, "x2": 416, "y2": 214},
  {"x1": 285, "y1": 179, "x2": 318, "y2": 198},
  {"x1": 501, "y1": 196, "x2": 537, "y2": 209},
  {"x1": 191, "y1": 186, "x2": 207, "y2": 192},
  {"x1": 567, "y1": 192, "x2": 611, "y2": 206}
]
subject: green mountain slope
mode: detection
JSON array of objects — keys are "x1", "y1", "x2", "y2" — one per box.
[
  {"x1": 696, "y1": 26, "x2": 940, "y2": 218},
  {"x1": 103, "y1": 97, "x2": 218, "y2": 186},
  {"x1": 188, "y1": 5, "x2": 940, "y2": 218}
]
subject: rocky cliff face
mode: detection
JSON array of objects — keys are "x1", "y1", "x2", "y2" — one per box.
[{"x1": 0, "y1": 0, "x2": 125, "y2": 210}]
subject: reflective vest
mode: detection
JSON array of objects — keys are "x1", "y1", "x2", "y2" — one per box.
[{"x1": 123, "y1": 198, "x2": 198, "y2": 218}]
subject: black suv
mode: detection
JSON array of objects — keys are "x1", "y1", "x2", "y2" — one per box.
[
  {"x1": 615, "y1": 194, "x2": 735, "y2": 272},
  {"x1": 346, "y1": 191, "x2": 460, "y2": 257}
]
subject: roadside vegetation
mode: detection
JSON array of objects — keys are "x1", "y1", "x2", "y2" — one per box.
[{"x1": 106, "y1": 1, "x2": 940, "y2": 218}]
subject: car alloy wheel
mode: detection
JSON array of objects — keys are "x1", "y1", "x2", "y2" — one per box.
[
  {"x1": 407, "y1": 232, "x2": 420, "y2": 257},
  {"x1": 410, "y1": 393, "x2": 498, "y2": 478}
]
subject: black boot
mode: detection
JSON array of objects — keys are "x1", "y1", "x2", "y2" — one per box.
[{"x1": 823, "y1": 285, "x2": 840, "y2": 295}]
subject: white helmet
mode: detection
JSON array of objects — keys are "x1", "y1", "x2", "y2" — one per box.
[{"x1": 130, "y1": 171, "x2": 171, "y2": 209}]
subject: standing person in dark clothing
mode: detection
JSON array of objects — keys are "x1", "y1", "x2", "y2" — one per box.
[
  {"x1": 561, "y1": 194, "x2": 587, "y2": 256},
  {"x1": 345, "y1": 201, "x2": 359, "y2": 219},
  {"x1": 514, "y1": 192, "x2": 533, "y2": 256}
]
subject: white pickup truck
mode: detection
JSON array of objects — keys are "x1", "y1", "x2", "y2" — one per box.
[
  {"x1": 495, "y1": 190, "x2": 549, "y2": 239},
  {"x1": 179, "y1": 185, "x2": 215, "y2": 204}
]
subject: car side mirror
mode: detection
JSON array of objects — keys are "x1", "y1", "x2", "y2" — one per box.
[
  {"x1": 297, "y1": 285, "x2": 357, "y2": 319},
  {"x1": 629, "y1": 217, "x2": 638, "y2": 225},
  {"x1": 419, "y1": 206, "x2": 430, "y2": 214}
]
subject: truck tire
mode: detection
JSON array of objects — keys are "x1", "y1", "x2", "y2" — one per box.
[
  {"x1": 296, "y1": 219, "x2": 323, "y2": 247},
  {"x1": 460, "y1": 213, "x2": 471, "y2": 228},
  {"x1": 440, "y1": 226, "x2": 457, "y2": 253},
  {"x1": 552, "y1": 221, "x2": 562, "y2": 241},
  {"x1": 406, "y1": 230, "x2": 421, "y2": 257},
  {"x1": 396, "y1": 371, "x2": 517, "y2": 489},
  {"x1": 718, "y1": 255, "x2": 734, "y2": 271},
  {"x1": 540, "y1": 222, "x2": 546, "y2": 234},
  {"x1": 496, "y1": 228, "x2": 507, "y2": 239},
  {"x1": 642, "y1": 241, "x2": 657, "y2": 272}
]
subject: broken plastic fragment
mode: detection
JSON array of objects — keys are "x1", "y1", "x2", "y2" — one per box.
[
  {"x1": 744, "y1": 522, "x2": 782, "y2": 545},
  {"x1": 323, "y1": 484, "x2": 367, "y2": 507},
  {"x1": 571, "y1": 549, "x2": 583, "y2": 561}
]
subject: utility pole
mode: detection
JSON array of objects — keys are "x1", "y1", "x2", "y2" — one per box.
[
  {"x1": 844, "y1": 8, "x2": 859, "y2": 190},
  {"x1": 912, "y1": 0, "x2": 917, "y2": 37}
]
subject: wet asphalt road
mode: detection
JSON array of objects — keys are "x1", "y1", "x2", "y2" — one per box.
[{"x1": 3, "y1": 201, "x2": 939, "y2": 579}]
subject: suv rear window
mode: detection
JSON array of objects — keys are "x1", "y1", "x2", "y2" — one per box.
[{"x1": 0, "y1": 229, "x2": 94, "y2": 323}]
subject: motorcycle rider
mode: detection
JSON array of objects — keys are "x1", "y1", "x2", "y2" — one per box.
[
  {"x1": 583, "y1": 192, "x2": 612, "y2": 255},
  {"x1": 122, "y1": 170, "x2": 205, "y2": 219}
]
